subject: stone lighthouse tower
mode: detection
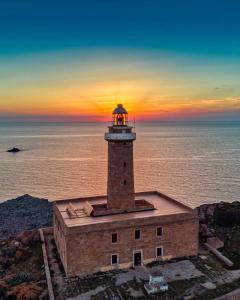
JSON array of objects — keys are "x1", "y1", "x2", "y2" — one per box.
[{"x1": 105, "y1": 104, "x2": 136, "y2": 211}]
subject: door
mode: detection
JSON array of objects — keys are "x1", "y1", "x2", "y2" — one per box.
[{"x1": 133, "y1": 250, "x2": 142, "y2": 267}]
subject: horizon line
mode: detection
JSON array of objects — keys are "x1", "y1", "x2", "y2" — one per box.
[{"x1": 0, "y1": 119, "x2": 240, "y2": 124}]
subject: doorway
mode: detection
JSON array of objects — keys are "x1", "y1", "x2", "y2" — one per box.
[{"x1": 133, "y1": 250, "x2": 142, "y2": 267}]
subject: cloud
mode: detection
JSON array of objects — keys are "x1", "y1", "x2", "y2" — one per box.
[{"x1": 214, "y1": 84, "x2": 232, "y2": 90}]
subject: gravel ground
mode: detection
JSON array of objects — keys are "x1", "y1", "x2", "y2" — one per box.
[{"x1": 114, "y1": 260, "x2": 204, "y2": 286}]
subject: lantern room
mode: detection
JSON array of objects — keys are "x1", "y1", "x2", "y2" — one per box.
[{"x1": 112, "y1": 104, "x2": 128, "y2": 126}]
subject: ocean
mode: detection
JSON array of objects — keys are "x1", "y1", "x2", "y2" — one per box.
[{"x1": 0, "y1": 122, "x2": 239, "y2": 207}]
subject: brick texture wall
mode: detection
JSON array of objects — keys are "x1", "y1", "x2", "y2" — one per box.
[
  {"x1": 54, "y1": 212, "x2": 199, "y2": 277},
  {"x1": 107, "y1": 140, "x2": 135, "y2": 210}
]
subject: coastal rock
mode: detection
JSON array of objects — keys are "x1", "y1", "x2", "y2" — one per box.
[
  {"x1": 199, "y1": 224, "x2": 215, "y2": 238},
  {"x1": 0, "y1": 194, "x2": 53, "y2": 241},
  {"x1": 198, "y1": 207, "x2": 206, "y2": 223},
  {"x1": 206, "y1": 205, "x2": 215, "y2": 217},
  {"x1": 197, "y1": 201, "x2": 240, "y2": 240},
  {"x1": 7, "y1": 147, "x2": 21, "y2": 153}
]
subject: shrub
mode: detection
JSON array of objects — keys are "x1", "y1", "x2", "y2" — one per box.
[
  {"x1": 214, "y1": 208, "x2": 240, "y2": 227},
  {"x1": 8, "y1": 272, "x2": 32, "y2": 287}
]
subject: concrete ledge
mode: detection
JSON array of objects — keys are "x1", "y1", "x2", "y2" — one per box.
[
  {"x1": 39, "y1": 228, "x2": 55, "y2": 300},
  {"x1": 105, "y1": 132, "x2": 136, "y2": 141},
  {"x1": 42, "y1": 227, "x2": 53, "y2": 234}
]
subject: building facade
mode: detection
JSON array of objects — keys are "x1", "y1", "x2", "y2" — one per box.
[{"x1": 54, "y1": 104, "x2": 199, "y2": 277}]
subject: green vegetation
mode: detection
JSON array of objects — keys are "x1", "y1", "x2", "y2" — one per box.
[
  {"x1": 214, "y1": 204, "x2": 240, "y2": 227},
  {"x1": 8, "y1": 272, "x2": 32, "y2": 287},
  {"x1": 169, "y1": 279, "x2": 197, "y2": 298},
  {"x1": 203, "y1": 253, "x2": 225, "y2": 272},
  {"x1": 193, "y1": 277, "x2": 240, "y2": 300},
  {"x1": 0, "y1": 232, "x2": 47, "y2": 300},
  {"x1": 221, "y1": 226, "x2": 240, "y2": 269}
]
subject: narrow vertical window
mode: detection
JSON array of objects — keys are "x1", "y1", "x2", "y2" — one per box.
[
  {"x1": 111, "y1": 254, "x2": 118, "y2": 265},
  {"x1": 156, "y1": 227, "x2": 163, "y2": 237},
  {"x1": 135, "y1": 229, "x2": 141, "y2": 240},
  {"x1": 124, "y1": 180, "x2": 127, "y2": 185},
  {"x1": 112, "y1": 232, "x2": 118, "y2": 243},
  {"x1": 123, "y1": 162, "x2": 126, "y2": 167},
  {"x1": 156, "y1": 247, "x2": 163, "y2": 257}
]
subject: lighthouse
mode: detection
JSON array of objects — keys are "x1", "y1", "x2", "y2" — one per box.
[
  {"x1": 105, "y1": 104, "x2": 136, "y2": 211},
  {"x1": 54, "y1": 103, "x2": 199, "y2": 278}
]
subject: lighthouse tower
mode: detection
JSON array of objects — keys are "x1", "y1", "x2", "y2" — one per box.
[{"x1": 105, "y1": 104, "x2": 136, "y2": 211}]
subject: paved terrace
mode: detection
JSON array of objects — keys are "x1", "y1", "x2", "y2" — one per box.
[{"x1": 54, "y1": 191, "x2": 195, "y2": 228}]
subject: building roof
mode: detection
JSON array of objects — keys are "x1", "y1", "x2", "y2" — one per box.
[{"x1": 54, "y1": 191, "x2": 196, "y2": 229}]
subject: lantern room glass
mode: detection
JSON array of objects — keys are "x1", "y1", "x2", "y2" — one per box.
[
  {"x1": 113, "y1": 113, "x2": 128, "y2": 126},
  {"x1": 112, "y1": 104, "x2": 128, "y2": 126}
]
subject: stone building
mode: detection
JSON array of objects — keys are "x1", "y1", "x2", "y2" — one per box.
[{"x1": 54, "y1": 104, "x2": 199, "y2": 277}]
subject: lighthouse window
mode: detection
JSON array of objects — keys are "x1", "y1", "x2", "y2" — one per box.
[
  {"x1": 124, "y1": 180, "x2": 127, "y2": 185},
  {"x1": 111, "y1": 254, "x2": 119, "y2": 265},
  {"x1": 123, "y1": 162, "x2": 126, "y2": 167},
  {"x1": 156, "y1": 227, "x2": 163, "y2": 237},
  {"x1": 156, "y1": 247, "x2": 163, "y2": 258},
  {"x1": 112, "y1": 232, "x2": 118, "y2": 243},
  {"x1": 135, "y1": 229, "x2": 141, "y2": 240}
]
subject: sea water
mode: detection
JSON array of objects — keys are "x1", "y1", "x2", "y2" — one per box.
[{"x1": 0, "y1": 122, "x2": 239, "y2": 207}]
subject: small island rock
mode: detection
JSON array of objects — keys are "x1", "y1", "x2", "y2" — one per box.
[{"x1": 7, "y1": 148, "x2": 21, "y2": 153}]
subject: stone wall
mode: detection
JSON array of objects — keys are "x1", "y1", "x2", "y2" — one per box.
[
  {"x1": 62, "y1": 215, "x2": 198, "y2": 277},
  {"x1": 53, "y1": 205, "x2": 68, "y2": 273},
  {"x1": 107, "y1": 140, "x2": 135, "y2": 210}
]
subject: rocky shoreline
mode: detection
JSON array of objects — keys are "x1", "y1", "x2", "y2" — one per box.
[
  {"x1": 198, "y1": 200, "x2": 240, "y2": 240},
  {"x1": 0, "y1": 194, "x2": 53, "y2": 240},
  {"x1": 1, "y1": 195, "x2": 240, "y2": 300}
]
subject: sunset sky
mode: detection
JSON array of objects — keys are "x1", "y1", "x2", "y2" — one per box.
[{"x1": 0, "y1": 0, "x2": 240, "y2": 122}]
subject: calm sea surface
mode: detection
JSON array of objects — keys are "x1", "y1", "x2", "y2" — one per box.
[{"x1": 0, "y1": 122, "x2": 239, "y2": 207}]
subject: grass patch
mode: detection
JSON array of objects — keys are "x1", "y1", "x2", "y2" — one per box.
[
  {"x1": 169, "y1": 277, "x2": 205, "y2": 298},
  {"x1": 204, "y1": 253, "x2": 226, "y2": 272},
  {"x1": 170, "y1": 279, "x2": 193, "y2": 293},
  {"x1": 12, "y1": 240, "x2": 44, "y2": 275}
]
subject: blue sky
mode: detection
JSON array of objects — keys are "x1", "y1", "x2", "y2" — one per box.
[{"x1": 1, "y1": 0, "x2": 240, "y2": 56}]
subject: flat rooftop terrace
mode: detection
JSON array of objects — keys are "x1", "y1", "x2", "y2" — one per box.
[{"x1": 55, "y1": 191, "x2": 195, "y2": 228}]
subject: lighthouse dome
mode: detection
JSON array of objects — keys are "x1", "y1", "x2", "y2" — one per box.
[{"x1": 112, "y1": 104, "x2": 128, "y2": 114}]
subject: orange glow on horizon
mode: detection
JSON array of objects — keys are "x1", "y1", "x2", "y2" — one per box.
[
  {"x1": 1, "y1": 48, "x2": 240, "y2": 122},
  {"x1": 1, "y1": 76, "x2": 239, "y2": 122}
]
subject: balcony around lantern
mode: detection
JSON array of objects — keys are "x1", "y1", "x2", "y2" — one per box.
[{"x1": 105, "y1": 131, "x2": 136, "y2": 141}]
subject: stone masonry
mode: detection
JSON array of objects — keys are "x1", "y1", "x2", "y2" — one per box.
[
  {"x1": 54, "y1": 192, "x2": 199, "y2": 277},
  {"x1": 107, "y1": 140, "x2": 135, "y2": 210}
]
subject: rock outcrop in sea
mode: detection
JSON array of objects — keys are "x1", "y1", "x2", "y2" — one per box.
[
  {"x1": 0, "y1": 194, "x2": 53, "y2": 240},
  {"x1": 7, "y1": 147, "x2": 21, "y2": 153}
]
